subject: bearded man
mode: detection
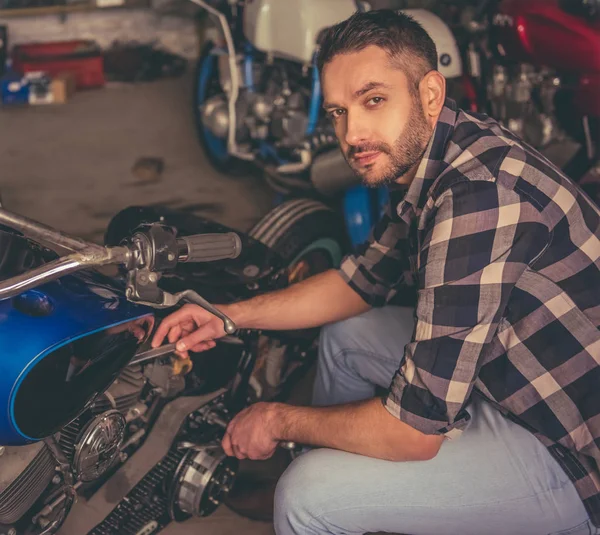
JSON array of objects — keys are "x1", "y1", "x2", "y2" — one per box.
[{"x1": 153, "y1": 9, "x2": 600, "y2": 535}]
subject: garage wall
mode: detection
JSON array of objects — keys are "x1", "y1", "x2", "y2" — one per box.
[{"x1": 0, "y1": 9, "x2": 201, "y2": 59}]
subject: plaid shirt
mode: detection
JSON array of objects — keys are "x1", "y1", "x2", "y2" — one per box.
[{"x1": 339, "y1": 98, "x2": 600, "y2": 526}]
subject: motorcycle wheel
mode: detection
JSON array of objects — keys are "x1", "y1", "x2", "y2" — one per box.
[
  {"x1": 247, "y1": 198, "x2": 348, "y2": 401},
  {"x1": 250, "y1": 198, "x2": 347, "y2": 268},
  {"x1": 193, "y1": 41, "x2": 250, "y2": 176}
]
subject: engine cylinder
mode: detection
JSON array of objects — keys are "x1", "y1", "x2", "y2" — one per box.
[{"x1": 0, "y1": 443, "x2": 55, "y2": 524}]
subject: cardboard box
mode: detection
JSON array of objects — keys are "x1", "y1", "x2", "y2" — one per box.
[
  {"x1": 27, "y1": 72, "x2": 53, "y2": 105},
  {"x1": 51, "y1": 72, "x2": 76, "y2": 103}
]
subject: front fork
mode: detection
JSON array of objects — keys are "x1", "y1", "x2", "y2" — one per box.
[{"x1": 343, "y1": 186, "x2": 389, "y2": 249}]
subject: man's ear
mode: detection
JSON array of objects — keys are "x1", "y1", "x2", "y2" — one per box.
[{"x1": 419, "y1": 70, "x2": 446, "y2": 126}]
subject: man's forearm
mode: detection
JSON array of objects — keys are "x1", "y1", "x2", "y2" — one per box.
[
  {"x1": 269, "y1": 398, "x2": 444, "y2": 462},
  {"x1": 226, "y1": 269, "x2": 369, "y2": 331}
]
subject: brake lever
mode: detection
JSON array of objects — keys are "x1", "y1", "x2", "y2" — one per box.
[
  {"x1": 128, "y1": 289, "x2": 236, "y2": 334},
  {"x1": 180, "y1": 290, "x2": 237, "y2": 334}
]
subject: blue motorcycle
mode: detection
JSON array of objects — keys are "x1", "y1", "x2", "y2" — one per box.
[
  {"x1": 0, "y1": 199, "x2": 345, "y2": 534},
  {"x1": 191, "y1": 0, "x2": 464, "y2": 248}
]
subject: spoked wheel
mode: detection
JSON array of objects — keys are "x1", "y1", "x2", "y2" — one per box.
[
  {"x1": 247, "y1": 199, "x2": 348, "y2": 401},
  {"x1": 193, "y1": 41, "x2": 249, "y2": 176}
]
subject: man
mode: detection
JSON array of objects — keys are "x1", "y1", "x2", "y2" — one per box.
[{"x1": 152, "y1": 10, "x2": 600, "y2": 535}]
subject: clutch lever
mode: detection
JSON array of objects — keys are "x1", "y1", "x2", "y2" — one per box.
[
  {"x1": 130, "y1": 289, "x2": 236, "y2": 334},
  {"x1": 180, "y1": 290, "x2": 237, "y2": 334}
]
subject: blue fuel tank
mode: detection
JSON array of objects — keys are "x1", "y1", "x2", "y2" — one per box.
[{"x1": 0, "y1": 267, "x2": 153, "y2": 445}]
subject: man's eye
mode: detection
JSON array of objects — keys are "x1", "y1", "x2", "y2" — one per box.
[
  {"x1": 329, "y1": 109, "x2": 345, "y2": 119},
  {"x1": 367, "y1": 97, "x2": 384, "y2": 106}
]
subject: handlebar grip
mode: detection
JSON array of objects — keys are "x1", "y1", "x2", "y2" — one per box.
[{"x1": 178, "y1": 232, "x2": 242, "y2": 263}]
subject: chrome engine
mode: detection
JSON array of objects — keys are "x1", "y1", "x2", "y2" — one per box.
[
  {"x1": 201, "y1": 57, "x2": 337, "y2": 167},
  {"x1": 0, "y1": 443, "x2": 56, "y2": 526},
  {"x1": 75, "y1": 391, "x2": 238, "y2": 535},
  {"x1": 0, "y1": 359, "x2": 238, "y2": 535},
  {"x1": 57, "y1": 365, "x2": 147, "y2": 480},
  {"x1": 0, "y1": 366, "x2": 146, "y2": 532},
  {"x1": 487, "y1": 63, "x2": 563, "y2": 148},
  {"x1": 202, "y1": 83, "x2": 326, "y2": 148}
]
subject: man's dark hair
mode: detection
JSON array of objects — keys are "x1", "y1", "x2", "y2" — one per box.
[{"x1": 317, "y1": 9, "x2": 438, "y2": 92}]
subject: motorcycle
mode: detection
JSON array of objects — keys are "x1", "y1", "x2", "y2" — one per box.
[
  {"x1": 191, "y1": 0, "x2": 464, "y2": 247},
  {"x1": 456, "y1": 0, "x2": 600, "y2": 190},
  {"x1": 0, "y1": 197, "x2": 347, "y2": 535}
]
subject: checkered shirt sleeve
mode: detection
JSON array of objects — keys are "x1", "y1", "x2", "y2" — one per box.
[
  {"x1": 338, "y1": 201, "x2": 416, "y2": 307},
  {"x1": 383, "y1": 175, "x2": 550, "y2": 437}
]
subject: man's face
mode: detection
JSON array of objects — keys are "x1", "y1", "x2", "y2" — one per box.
[{"x1": 322, "y1": 45, "x2": 433, "y2": 186}]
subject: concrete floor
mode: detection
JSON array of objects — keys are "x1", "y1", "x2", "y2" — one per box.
[
  {"x1": 0, "y1": 72, "x2": 276, "y2": 534},
  {"x1": 0, "y1": 73, "x2": 275, "y2": 241}
]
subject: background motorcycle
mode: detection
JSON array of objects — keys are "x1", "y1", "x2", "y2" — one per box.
[
  {"x1": 454, "y1": 0, "x2": 600, "y2": 195},
  {"x1": 191, "y1": 0, "x2": 464, "y2": 247},
  {"x1": 0, "y1": 196, "x2": 346, "y2": 535}
]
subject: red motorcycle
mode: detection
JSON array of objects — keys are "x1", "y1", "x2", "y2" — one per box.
[{"x1": 456, "y1": 0, "x2": 600, "y2": 193}]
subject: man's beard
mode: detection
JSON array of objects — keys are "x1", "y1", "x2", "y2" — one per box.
[{"x1": 345, "y1": 97, "x2": 432, "y2": 187}]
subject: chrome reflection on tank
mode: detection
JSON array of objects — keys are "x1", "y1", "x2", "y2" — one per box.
[{"x1": 72, "y1": 410, "x2": 126, "y2": 482}]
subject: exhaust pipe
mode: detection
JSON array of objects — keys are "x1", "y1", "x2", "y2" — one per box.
[{"x1": 310, "y1": 149, "x2": 361, "y2": 197}]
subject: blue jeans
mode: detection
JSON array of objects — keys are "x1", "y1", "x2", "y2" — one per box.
[{"x1": 273, "y1": 307, "x2": 598, "y2": 535}]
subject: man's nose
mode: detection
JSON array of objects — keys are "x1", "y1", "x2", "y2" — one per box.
[{"x1": 344, "y1": 111, "x2": 369, "y2": 147}]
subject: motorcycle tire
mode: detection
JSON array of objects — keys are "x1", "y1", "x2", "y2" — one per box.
[
  {"x1": 193, "y1": 41, "x2": 251, "y2": 177},
  {"x1": 249, "y1": 198, "x2": 347, "y2": 270},
  {"x1": 246, "y1": 198, "x2": 348, "y2": 402}
]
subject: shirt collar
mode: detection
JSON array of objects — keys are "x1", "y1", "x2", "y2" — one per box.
[{"x1": 396, "y1": 98, "x2": 458, "y2": 224}]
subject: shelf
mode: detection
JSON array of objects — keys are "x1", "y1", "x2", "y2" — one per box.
[{"x1": 0, "y1": 0, "x2": 149, "y2": 18}]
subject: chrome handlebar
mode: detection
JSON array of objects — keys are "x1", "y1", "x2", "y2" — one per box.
[
  {"x1": 0, "y1": 207, "x2": 238, "y2": 333},
  {"x1": 0, "y1": 207, "x2": 109, "y2": 255},
  {"x1": 0, "y1": 249, "x2": 130, "y2": 301},
  {"x1": 0, "y1": 207, "x2": 132, "y2": 300}
]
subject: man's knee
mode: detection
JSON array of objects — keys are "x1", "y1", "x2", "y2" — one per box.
[
  {"x1": 319, "y1": 313, "x2": 368, "y2": 357},
  {"x1": 274, "y1": 450, "x2": 331, "y2": 531},
  {"x1": 321, "y1": 306, "x2": 414, "y2": 344},
  {"x1": 319, "y1": 307, "x2": 414, "y2": 365}
]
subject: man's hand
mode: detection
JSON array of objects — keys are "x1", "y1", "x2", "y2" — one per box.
[
  {"x1": 151, "y1": 304, "x2": 231, "y2": 358},
  {"x1": 221, "y1": 402, "x2": 281, "y2": 461}
]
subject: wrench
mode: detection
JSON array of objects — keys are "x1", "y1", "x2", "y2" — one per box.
[{"x1": 129, "y1": 335, "x2": 245, "y2": 366}]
